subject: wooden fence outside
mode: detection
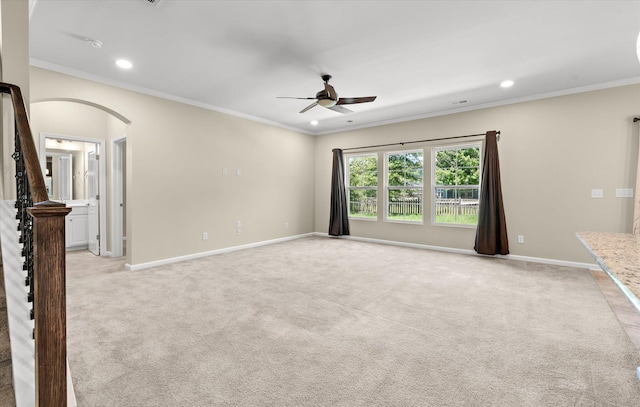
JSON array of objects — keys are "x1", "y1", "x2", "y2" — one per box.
[
  {"x1": 435, "y1": 199, "x2": 479, "y2": 216},
  {"x1": 350, "y1": 198, "x2": 479, "y2": 217}
]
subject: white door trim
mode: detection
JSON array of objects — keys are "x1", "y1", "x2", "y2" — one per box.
[
  {"x1": 110, "y1": 136, "x2": 126, "y2": 258},
  {"x1": 39, "y1": 132, "x2": 107, "y2": 256}
]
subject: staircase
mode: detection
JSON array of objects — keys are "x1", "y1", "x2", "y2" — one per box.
[
  {"x1": 0, "y1": 82, "x2": 71, "y2": 406},
  {"x1": 0, "y1": 261, "x2": 16, "y2": 406}
]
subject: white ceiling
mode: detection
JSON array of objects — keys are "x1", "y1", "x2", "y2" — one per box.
[{"x1": 29, "y1": 0, "x2": 640, "y2": 135}]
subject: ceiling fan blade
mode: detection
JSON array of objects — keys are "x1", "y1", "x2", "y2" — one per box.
[
  {"x1": 300, "y1": 102, "x2": 318, "y2": 113},
  {"x1": 337, "y1": 96, "x2": 377, "y2": 105},
  {"x1": 328, "y1": 105, "x2": 353, "y2": 114},
  {"x1": 277, "y1": 96, "x2": 317, "y2": 100}
]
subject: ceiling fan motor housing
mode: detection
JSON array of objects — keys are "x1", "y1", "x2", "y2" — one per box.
[{"x1": 316, "y1": 89, "x2": 338, "y2": 107}]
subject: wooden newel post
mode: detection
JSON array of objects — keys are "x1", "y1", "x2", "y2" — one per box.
[{"x1": 27, "y1": 202, "x2": 72, "y2": 407}]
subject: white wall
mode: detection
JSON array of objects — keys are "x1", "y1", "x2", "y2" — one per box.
[
  {"x1": 314, "y1": 84, "x2": 640, "y2": 264},
  {"x1": 30, "y1": 66, "x2": 639, "y2": 265},
  {"x1": 30, "y1": 66, "x2": 316, "y2": 266},
  {"x1": 0, "y1": 0, "x2": 31, "y2": 200}
]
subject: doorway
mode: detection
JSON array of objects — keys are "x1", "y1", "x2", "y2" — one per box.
[
  {"x1": 111, "y1": 137, "x2": 126, "y2": 257},
  {"x1": 39, "y1": 133, "x2": 107, "y2": 256}
]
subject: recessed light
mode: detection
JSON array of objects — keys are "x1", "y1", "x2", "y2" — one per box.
[
  {"x1": 310, "y1": 120, "x2": 319, "y2": 126},
  {"x1": 500, "y1": 80, "x2": 514, "y2": 88},
  {"x1": 116, "y1": 59, "x2": 133, "y2": 69}
]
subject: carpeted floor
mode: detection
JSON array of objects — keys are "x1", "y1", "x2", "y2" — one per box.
[{"x1": 66, "y1": 237, "x2": 640, "y2": 406}]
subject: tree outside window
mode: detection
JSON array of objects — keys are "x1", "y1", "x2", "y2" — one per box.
[
  {"x1": 433, "y1": 144, "x2": 481, "y2": 225},
  {"x1": 386, "y1": 150, "x2": 424, "y2": 222},
  {"x1": 347, "y1": 154, "x2": 378, "y2": 219}
]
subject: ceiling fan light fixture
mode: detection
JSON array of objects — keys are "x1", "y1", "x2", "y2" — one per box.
[
  {"x1": 317, "y1": 99, "x2": 337, "y2": 108},
  {"x1": 310, "y1": 120, "x2": 319, "y2": 126}
]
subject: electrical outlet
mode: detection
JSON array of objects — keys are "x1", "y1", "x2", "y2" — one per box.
[
  {"x1": 202, "y1": 232, "x2": 208, "y2": 241},
  {"x1": 237, "y1": 228, "x2": 242, "y2": 235},
  {"x1": 285, "y1": 222, "x2": 289, "y2": 229},
  {"x1": 222, "y1": 167, "x2": 228, "y2": 176},
  {"x1": 517, "y1": 235, "x2": 524, "y2": 244},
  {"x1": 236, "y1": 220, "x2": 241, "y2": 228},
  {"x1": 616, "y1": 188, "x2": 634, "y2": 198},
  {"x1": 591, "y1": 189, "x2": 604, "y2": 198}
]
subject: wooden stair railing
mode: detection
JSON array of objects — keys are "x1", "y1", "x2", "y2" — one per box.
[{"x1": 1, "y1": 82, "x2": 71, "y2": 406}]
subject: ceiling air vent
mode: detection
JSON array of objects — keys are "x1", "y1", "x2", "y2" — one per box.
[{"x1": 143, "y1": 0, "x2": 161, "y2": 6}]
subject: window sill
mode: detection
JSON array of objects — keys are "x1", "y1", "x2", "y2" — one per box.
[
  {"x1": 432, "y1": 222, "x2": 477, "y2": 229},
  {"x1": 384, "y1": 219, "x2": 424, "y2": 225},
  {"x1": 349, "y1": 217, "x2": 378, "y2": 222}
]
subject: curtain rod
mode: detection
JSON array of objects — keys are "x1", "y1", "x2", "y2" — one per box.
[
  {"x1": 634, "y1": 117, "x2": 640, "y2": 123},
  {"x1": 340, "y1": 131, "x2": 500, "y2": 152}
]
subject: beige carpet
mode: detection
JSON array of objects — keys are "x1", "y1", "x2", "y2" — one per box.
[{"x1": 66, "y1": 237, "x2": 640, "y2": 406}]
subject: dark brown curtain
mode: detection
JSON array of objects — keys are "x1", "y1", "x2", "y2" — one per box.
[
  {"x1": 328, "y1": 148, "x2": 350, "y2": 236},
  {"x1": 474, "y1": 131, "x2": 509, "y2": 255}
]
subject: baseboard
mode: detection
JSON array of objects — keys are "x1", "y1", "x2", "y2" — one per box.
[
  {"x1": 314, "y1": 232, "x2": 597, "y2": 270},
  {"x1": 125, "y1": 231, "x2": 597, "y2": 272},
  {"x1": 125, "y1": 233, "x2": 315, "y2": 271}
]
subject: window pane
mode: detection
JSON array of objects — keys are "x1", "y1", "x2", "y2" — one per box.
[
  {"x1": 387, "y1": 188, "x2": 422, "y2": 222},
  {"x1": 433, "y1": 145, "x2": 480, "y2": 226},
  {"x1": 386, "y1": 150, "x2": 424, "y2": 223},
  {"x1": 349, "y1": 189, "x2": 377, "y2": 218},
  {"x1": 434, "y1": 187, "x2": 479, "y2": 224},
  {"x1": 349, "y1": 155, "x2": 377, "y2": 187}
]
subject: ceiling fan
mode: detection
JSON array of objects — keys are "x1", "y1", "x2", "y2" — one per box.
[{"x1": 278, "y1": 74, "x2": 377, "y2": 114}]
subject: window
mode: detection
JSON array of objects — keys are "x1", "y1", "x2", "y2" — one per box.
[
  {"x1": 386, "y1": 150, "x2": 424, "y2": 222},
  {"x1": 433, "y1": 144, "x2": 481, "y2": 226},
  {"x1": 347, "y1": 154, "x2": 378, "y2": 219}
]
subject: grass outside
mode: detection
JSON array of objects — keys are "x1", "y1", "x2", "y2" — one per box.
[
  {"x1": 387, "y1": 213, "x2": 423, "y2": 222},
  {"x1": 350, "y1": 212, "x2": 477, "y2": 225},
  {"x1": 435, "y1": 213, "x2": 478, "y2": 225}
]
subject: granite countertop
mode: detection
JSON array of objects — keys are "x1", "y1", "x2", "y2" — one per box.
[{"x1": 577, "y1": 231, "x2": 640, "y2": 311}]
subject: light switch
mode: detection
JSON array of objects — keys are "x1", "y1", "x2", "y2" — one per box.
[{"x1": 591, "y1": 189, "x2": 603, "y2": 198}]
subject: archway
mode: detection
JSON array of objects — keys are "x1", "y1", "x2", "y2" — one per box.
[{"x1": 31, "y1": 98, "x2": 130, "y2": 259}]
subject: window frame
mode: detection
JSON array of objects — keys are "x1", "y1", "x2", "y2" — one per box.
[
  {"x1": 384, "y1": 149, "x2": 424, "y2": 224},
  {"x1": 345, "y1": 152, "x2": 379, "y2": 221},
  {"x1": 431, "y1": 142, "x2": 482, "y2": 228}
]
